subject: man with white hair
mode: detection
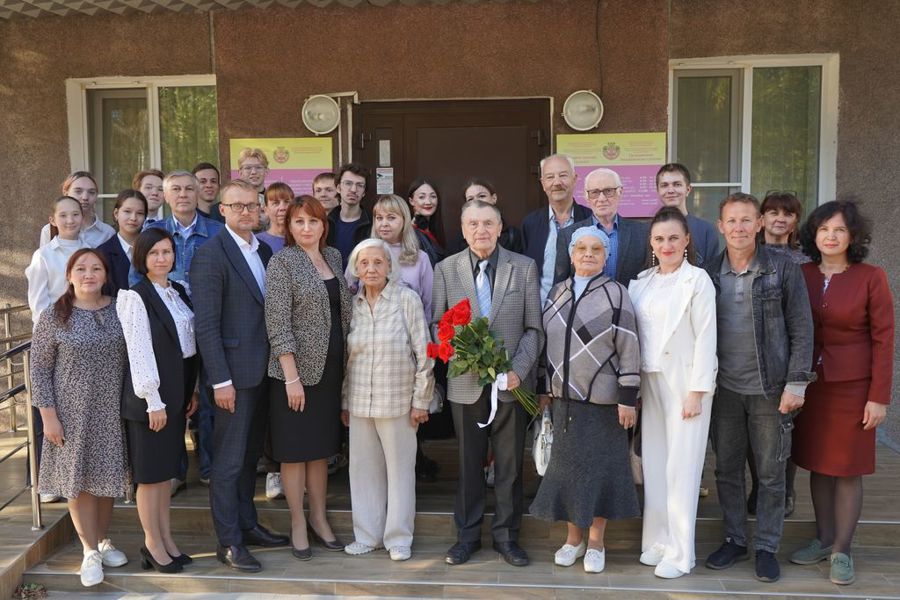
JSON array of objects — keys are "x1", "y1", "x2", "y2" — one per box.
[
  {"x1": 554, "y1": 167, "x2": 648, "y2": 286},
  {"x1": 522, "y1": 154, "x2": 592, "y2": 303},
  {"x1": 144, "y1": 170, "x2": 223, "y2": 291}
]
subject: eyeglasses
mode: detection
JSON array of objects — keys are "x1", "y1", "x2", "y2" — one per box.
[
  {"x1": 221, "y1": 202, "x2": 260, "y2": 214},
  {"x1": 341, "y1": 180, "x2": 366, "y2": 190},
  {"x1": 239, "y1": 165, "x2": 267, "y2": 173},
  {"x1": 585, "y1": 187, "x2": 621, "y2": 199}
]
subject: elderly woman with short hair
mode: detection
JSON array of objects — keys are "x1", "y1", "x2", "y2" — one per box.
[
  {"x1": 530, "y1": 226, "x2": 641, "y2": 574},
  {"x1": 341, "y1": 239, "x2": 434, "y2": 562}
]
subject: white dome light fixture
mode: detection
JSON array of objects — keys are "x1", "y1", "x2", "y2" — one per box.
[
  {"x1": 301, "y1": 94, "x2": 341, "y2": 135},
  {"x1": 562, "y1": 90, "x2": 604, "y2": 131}
]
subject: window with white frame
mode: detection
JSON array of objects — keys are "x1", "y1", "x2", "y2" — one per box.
[
  {"x1": 66, "y1": 75, "x2": 219, "y2": 221},
  {"x1": 669, "y1": 55, "x2": 838, "y2": 225}
]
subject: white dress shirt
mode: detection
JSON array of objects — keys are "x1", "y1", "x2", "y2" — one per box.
[
  {"x1": 225, "y1": 224, "x2": 266, "y2": 294},
  {"x1": 117, "y1": 234, "x2": 134, "y2": 261},
  {"x1": 39, "y1": 216, "x2": 115, "y2": 248},
  {"x1": 117, "y1": 284, "x2": 197, "y2": 412},
  {"x1": 25, "y1": 236, "x2": 88, "y2": 326}
]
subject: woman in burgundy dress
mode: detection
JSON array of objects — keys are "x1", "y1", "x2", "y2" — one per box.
[{"x1": 790, "y1": 200, "x2": 894, "y2": 586}]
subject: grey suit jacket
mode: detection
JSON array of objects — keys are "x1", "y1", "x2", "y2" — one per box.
[
  {"x1": 554, "y1": 215, "x2": 649, "y2": 286},
  {"x1": 192, "y1": 228, "x2": 273, "y2": 390},
  {"x1": 431, "y1": 246, "x2": 544, "y2": 405}
]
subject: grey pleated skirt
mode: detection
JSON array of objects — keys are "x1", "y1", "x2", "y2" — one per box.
[{"x1": 529, "y1": 399, "x2": 639, "y2": 527}]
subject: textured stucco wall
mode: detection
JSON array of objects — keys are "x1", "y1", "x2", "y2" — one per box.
[
  {"x1": 211, "y1": 0, "x2": 668, "y2": 170},
  {"x1": 670, "y1": 0, "x2": 900, "y2": 446},
  {"x1": 0, "y1": 12, "x2": 212, "y2": 309}
]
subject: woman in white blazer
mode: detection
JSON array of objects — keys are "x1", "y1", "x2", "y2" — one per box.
[{"x1": 628, "y1": 207, "x2": 718, "y2": 579}]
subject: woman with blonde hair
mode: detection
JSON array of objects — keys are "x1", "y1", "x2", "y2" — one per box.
[{"x1": 347, "y1": 194, "x2": 433, "y2": 318}]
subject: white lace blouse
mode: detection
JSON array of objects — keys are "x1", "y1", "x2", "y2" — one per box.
[
  {"x1": 116, "y1": 283, "x2": 197, "y2": 412},
  {"x1": 633, "y1": 268, "x2": 680, "y2": 373}
]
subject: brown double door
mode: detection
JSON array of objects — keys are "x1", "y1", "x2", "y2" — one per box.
[{"x1": 354, "y1": 99, "x2": 551, "y2": 243}]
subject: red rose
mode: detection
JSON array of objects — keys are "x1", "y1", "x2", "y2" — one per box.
[
  {"x1": 427, "y1": 342, "x2": 441, "y2": 359},
  {"x1": 438, "y1": 342, "x2": 454, "y2": 362},
  {"x1": 438, "y1": 321, "x2": 455, "y2": 343},
  {"x1": 451, "y1": 299, "x2": 472, "y2": 326}
]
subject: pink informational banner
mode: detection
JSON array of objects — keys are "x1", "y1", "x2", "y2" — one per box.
[
  {"x1": 557, "y1": 133, "x2": 667, "y2": 218},
  {"x1": 229, "y1": 137, "x2": 333, "y2": 197}
]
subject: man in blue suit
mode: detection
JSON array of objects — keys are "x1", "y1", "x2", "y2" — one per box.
[
  {"x1": 192, "y1": 179, "x2": 288, "y2": 572},
  {"x1": 521, "y1": 154, "x2": 592, "y2": 304},
  {"x1": 656, "y1": 163, "x2": 719, "y2": 267}
]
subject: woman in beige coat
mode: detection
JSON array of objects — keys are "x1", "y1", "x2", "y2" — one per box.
[{"x1": 628, "y1": 207, "x2": 718, "y2": 579}]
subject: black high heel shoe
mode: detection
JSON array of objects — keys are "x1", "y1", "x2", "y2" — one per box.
[
  {"x1": 308, "y1": 526, "x2": 344, "y2": 552},
  {"x1": 168, "y1": 552, "x2": 193, "y2": 566},
  {"x1": 140, "y1": 546, "x2": 183, "y2": 573}
]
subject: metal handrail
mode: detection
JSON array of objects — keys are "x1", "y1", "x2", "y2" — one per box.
[{"x1": 0, "y1": 341, "x2": 42, "y2": 530}]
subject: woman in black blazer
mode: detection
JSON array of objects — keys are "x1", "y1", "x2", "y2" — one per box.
[
  {"x1": 117, "y1": 228, "x2": 198, "y2": 573},
  {"x1": 97, "y1": 189, "x2": 147, "y2": 296}
]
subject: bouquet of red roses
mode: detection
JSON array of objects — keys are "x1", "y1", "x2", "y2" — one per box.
[{"x1": 428, "y1": 298, "x2": 539, "y2": 421}]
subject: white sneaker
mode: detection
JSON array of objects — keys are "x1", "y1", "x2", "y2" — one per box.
[
  {"x1": 79, "y1": 550, "x2": 104, "y2": 587},
  {"x1": 583, "y1": 548, "x2": 605, "y2": 573},
  {"x1": 639, "y1": 543, "x2": 666, "y2": 566},
  {"x1": 554, "y1": 541, "x2": 587, "y2": 567},
  {"x1": 344, "y1": 541, "x2": 376, "y2": 555},
  {"x1": 654, "y1": 561, "x2": 685, "y2": 579},
  {"x1": 389, "y1": 546, "x2": 411, "y2": 561},
  {"x1": 97, "y1": 539, "x2": 128, "y2": 567},
  {"x1": 265, "y1": 472, "x2": 284, "y2": 499},
  {"x1": 40, "y1": 493, "x2": 61, "y2": 504}
]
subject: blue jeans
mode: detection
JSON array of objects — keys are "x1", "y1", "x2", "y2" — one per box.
[{"x1": 711, "y1": 387, "x2": 793, "y2": 553}]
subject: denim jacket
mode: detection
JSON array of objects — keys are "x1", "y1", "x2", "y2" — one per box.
[
  {"x1": 706, "y1": 243, "x2": 816, "y2": 399},
  {"x1": 131, "y1": 213, "x2": 223, "y2": 292}
]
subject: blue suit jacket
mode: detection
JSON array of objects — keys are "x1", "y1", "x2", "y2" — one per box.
[
  {"x1": 97, "y1": 234, "x2": 130, "y2": 297},
  {"x1": 521, "y1": 202, "x2": 592, "y2": 272},
  {"x1": 191, "y1": 228, "x2": 273, "y2": 390},
  {"x1": 686, "y1": 213, "x2": 720, "y2": 268}
]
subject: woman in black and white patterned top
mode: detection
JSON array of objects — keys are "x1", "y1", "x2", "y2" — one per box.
[
  {"x1": 30, "y1": 248, "x2": 129, "y2": 588},
  {"x1": 118, "y1": 228, "x2": 198, "y2": 574}
]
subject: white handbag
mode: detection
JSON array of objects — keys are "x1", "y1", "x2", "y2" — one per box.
[{"x1": 532, "y1": 406, "x2": 553, "y2": 476}]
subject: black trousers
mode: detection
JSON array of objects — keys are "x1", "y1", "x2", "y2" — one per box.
[
  {"x1": 209, "y1": 380, "x2": 270, "y2": 547},
  {"x1": 451, "y1": 389, "x2": 527, "y2": 544}
]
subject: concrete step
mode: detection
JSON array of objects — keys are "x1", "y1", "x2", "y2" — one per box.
[
  {"x1": 24, "y1": 532, "x2": 900, "y2": 599},
  {"x1": 104, "y1": 503, "x2": 900, "y2": 549}
]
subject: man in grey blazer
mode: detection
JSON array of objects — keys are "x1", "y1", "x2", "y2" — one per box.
[
  {"x1": 554, "y1": 167, "x2": 649, "y2": 286},
  {"x1": 432, "y1": 200, "x2": 544, "y2": 567},
  {"x1": 192, "y1": 180, "x2": 288, "y2": 573},
  {"x1": 656, "y1": 163, "x2": 719, "y2": 266}
]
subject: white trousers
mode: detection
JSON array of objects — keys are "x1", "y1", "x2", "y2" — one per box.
[
  {"x1": 640, "y1": 371, "x2": 712, "y2": 574},
  {"x1": 348, "y1": 414, "x2": 417, "y2": 549}
]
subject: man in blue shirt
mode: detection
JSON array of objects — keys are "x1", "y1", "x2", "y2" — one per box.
[
  {"x1": 553, "y1": 168, "x2": 648, "y2": 286},
  {"x1": 521, "y1": 154, "x2": 591, "y2": 304},
  {"x1": 141, "y1": 170, "x2": 223, "y2": 292}
]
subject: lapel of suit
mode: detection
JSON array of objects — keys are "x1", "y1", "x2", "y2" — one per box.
[
  {"x1": 659, "y1": 264, "x2": 696, "y2": 347},
  {"x1": 489, "y1": 248, "x2": 512, "y2": 326},
  {"x1": 221, "y1": 230, "x2": 265, "y2": 306},
  {"x1": 139, "y1": 278, "x2": 180, "y2": 346},
  {"x1": 454, "y1": 251, "x2": 481, "y2": 318}
]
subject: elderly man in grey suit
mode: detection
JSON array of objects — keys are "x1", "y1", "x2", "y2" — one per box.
[
  {"x1": 554, "y1": 167, "x2": 649, "y2": 286},
  {"x1": 432, "y1": 200, "x2": 544, "y2": 567},
  {"x1": 193, "y1": 180, "x2": 289, "y2": 573}
]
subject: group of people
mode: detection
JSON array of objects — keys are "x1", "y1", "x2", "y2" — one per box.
[{"x1": 24, "y1": 148, "x2": 892, "y2": 590}]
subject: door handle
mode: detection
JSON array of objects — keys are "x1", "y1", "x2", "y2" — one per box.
[
  {"x1": 530, "y1": 130, "x2": 545, "y2": 147},
  {"x1": 357, "y1": 132, "x2": 372, "y2": 149}
]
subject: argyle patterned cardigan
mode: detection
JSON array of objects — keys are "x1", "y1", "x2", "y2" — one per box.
[{"x1": 543, "y1": 275, "x2": 641, "y2": 406}]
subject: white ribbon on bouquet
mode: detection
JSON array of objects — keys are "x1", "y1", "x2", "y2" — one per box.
[{"x1": 478, "y1": 372, "x2": 508, "y2": 428}]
